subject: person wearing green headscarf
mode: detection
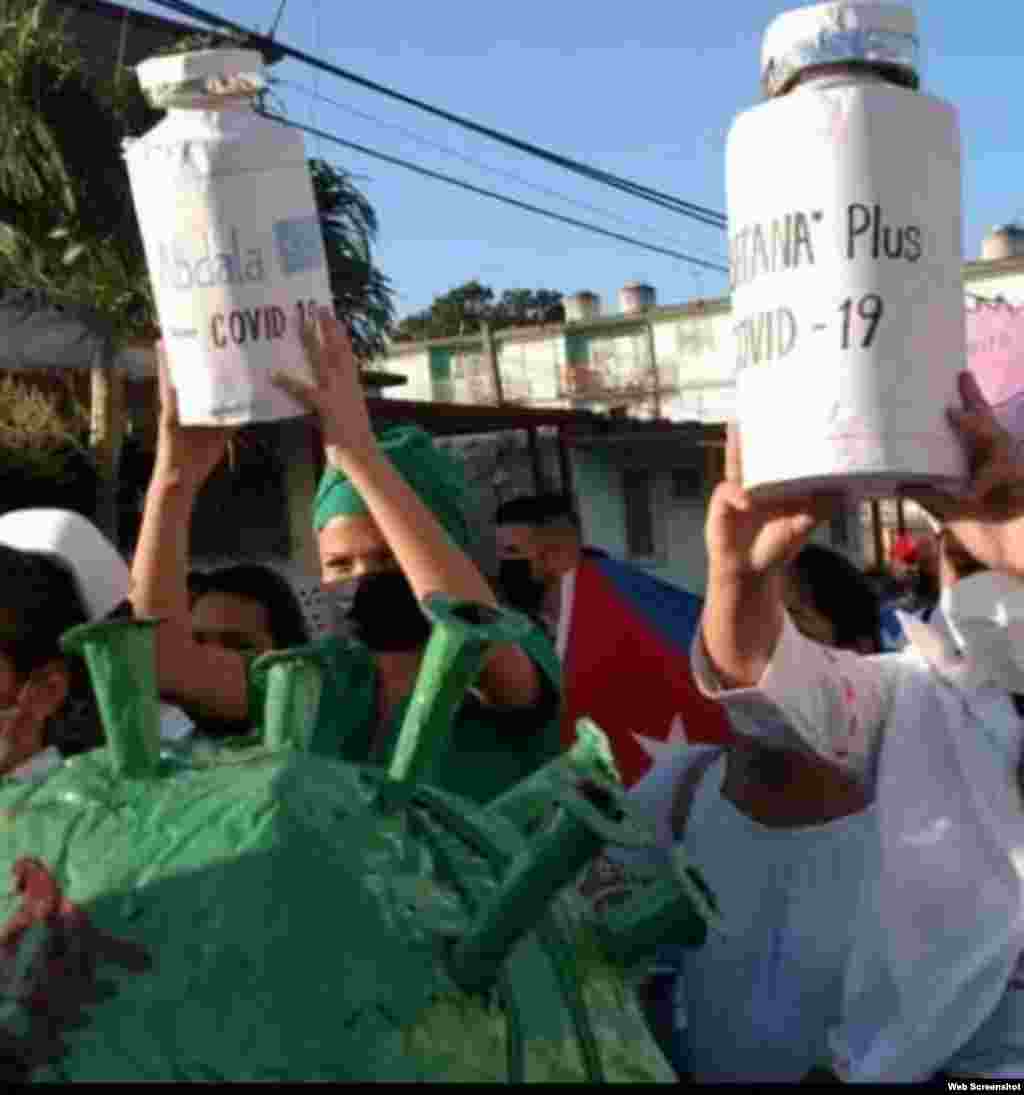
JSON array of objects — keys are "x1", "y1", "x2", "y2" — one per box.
[{"x1": 131, "y1": 309, "x2": 561, "y2": 804}]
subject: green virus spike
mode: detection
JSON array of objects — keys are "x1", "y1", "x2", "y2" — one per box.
[
  {"x1": 450, "y1": 767, "x2": 654, "y2": 995},
  {"x1": 59, "y1": 617, "x2": 162, "y2": 780},
  {"x1": 487, "y1": 717, "x2": 624, "y2": 835},
  {"x1": 597, "y1": 855, "x2": 723, "y2": 964},
  {"x1": 250, "y1": 645, "x2": 326, "y2": 752},
  {"x1": 387, "y1": 595, "x2": 531, "y2": 789},
  {"x1": 0, "y1": 599, "x2": 719, "y2": 1080}
]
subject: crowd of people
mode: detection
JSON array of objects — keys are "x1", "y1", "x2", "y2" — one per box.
[{"x1": 2, "y1": 307, "x2": 1024, "y2": 1081}]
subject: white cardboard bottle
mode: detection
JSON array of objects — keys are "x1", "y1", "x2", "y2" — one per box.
[
  {"x1": 726, "y1": 1, "x2": 967, "y2": 497},
  {"x1": 124, "y1": 50, "x2": 331, "y2": 426}
]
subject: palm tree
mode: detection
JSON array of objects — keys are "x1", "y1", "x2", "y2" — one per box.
[{"x1": 310, "y1": 158, "x2": 395, "y2": 362}]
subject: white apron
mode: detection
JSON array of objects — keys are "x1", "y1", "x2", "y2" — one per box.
[
  {"x1": 677, "y1": 755, "x2": 875, "y2": 1081},
  {"x1": 831, "y1": 649, "x2": 1024, "y2": 1081}
]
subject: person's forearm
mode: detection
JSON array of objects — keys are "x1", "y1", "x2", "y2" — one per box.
[
  {"x1": 328, "y1": 442, "x2": 543, "y2": 710},
  {"x1": 131, "y1": 470, "x2": 197, "y2": 628},
  {"x1": 700, "y1": 566, "x2": 785, "y2": 689},
  {"x1": 327, "y1": 442, "x2": 495, "y2": 606},
  {"x1": 698, "y1": 568, "x2": 893, "y2": 785}
]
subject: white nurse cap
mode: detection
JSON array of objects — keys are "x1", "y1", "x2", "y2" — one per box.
[{"x1": 0, "y1": 508, "x2": 130, "y2": 621}]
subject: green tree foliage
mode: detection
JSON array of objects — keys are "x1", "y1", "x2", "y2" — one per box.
[
  {"x1": 393, "y1": 281, "x2": 565, "y2": 343},
  {"x1": 310, "y1": 159, "x2": 395, "y2": 361},
  {"x1": 0, "y1": 0, "x2": 160, "y2": 341},
  {"x1": 494, "y1": 287, "x2": 566, "y2": 327},
  {"x1": 0, "y1": 372, "x2": 96, "y2": 514}
]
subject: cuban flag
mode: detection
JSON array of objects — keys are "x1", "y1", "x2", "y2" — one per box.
[{"x1": 556, "y1": 550, "x2": 733, "y2": 786}]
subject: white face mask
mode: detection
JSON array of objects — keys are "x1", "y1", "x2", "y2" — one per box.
[{"x1": 939, "y1": 571, "x2": 1024, "y2": 693}]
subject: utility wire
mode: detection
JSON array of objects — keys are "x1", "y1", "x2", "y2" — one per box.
[
  {"x1": 267, "y1": 0, "x2": 288, "y2": 38},
  {"x1": 259, "y1": 110, "x2": 729, "y2": 274},
  {"x1": 278, "y1": 78, "x2": 729, "y2": 266},
  {"x1": 307, "y1": 0, "x2": 322, "y2": 157},
  {"x1": 118, "y1": 0, "x2": 728, "y2": 229}
]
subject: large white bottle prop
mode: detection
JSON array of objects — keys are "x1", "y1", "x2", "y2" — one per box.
[
  {"x1": 727, "y1": 1, "x2": 967, "y2": 497},
  {"x1": 124, "y1": 51, "x2": 331, "y2": 426}
]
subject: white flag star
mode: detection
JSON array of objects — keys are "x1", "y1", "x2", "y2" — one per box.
[{"x1": 633, "y1": 714, "x2": 691, "y2": 764}]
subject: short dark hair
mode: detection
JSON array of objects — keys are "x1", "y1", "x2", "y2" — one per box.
[
  {"x1": 0, "y1": 546, "x2": 89, "y2": 675},
  {"x1": 789, "y1": 544, "x2": 882, "y2": 654},
  {"x1": 0, "y1": 544, "x2": 103, "y2": 755},
  {"x1": 494, "y1": 493, "x2": 580, "y2": 530},
  {"x1": 187, "y1": 564, "x2": 310, "y2": 650}
]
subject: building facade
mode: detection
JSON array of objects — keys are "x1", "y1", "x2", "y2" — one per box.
[
  {"x1": 379, "y1": 249, "x2": 1024, "y2": 589},
  {"x1": 380, "y1": 255, "x2": 1024, "y2": 424}
]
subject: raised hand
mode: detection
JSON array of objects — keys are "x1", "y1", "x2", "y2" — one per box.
[
  {"x1": 153, "y1": 343, "x2": 235, "y2": 490},
  {"x1": 705, "y1": 423, "x2": 838, "y2": 581},
  {"x1": 909, "y1": 372, "x2": 1024, "y2": 577},
  {"x1": 270, "y1": 307, "x2": 375, "y2": 460}
]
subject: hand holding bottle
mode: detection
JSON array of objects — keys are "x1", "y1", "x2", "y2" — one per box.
[{"x1": 271, "y1": 308, "x2": 375, "y2": 463}]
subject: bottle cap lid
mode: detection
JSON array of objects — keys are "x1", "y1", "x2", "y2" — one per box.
[
  {"x1": 135, "y1": 49, "x2": 266, "y2": 108},
  {"x1": 761, "y1": 2, "x2": 919, "y2": 98}
]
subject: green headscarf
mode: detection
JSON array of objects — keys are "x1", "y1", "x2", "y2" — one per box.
[{"x1": 312, "y1": 426, "x2": 475, "y2": 553}]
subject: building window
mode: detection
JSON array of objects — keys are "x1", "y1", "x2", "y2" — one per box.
[
  {"x1": 622, "y1": 468, "x2": 656, "y2": 559},
  {"x1": 429, "y1": 347, "x2": 454, "y2": 402},
  {"x1": 565, "y1": 333, "x2": 590, "y2": 366}
]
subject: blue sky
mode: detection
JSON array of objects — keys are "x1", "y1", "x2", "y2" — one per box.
[{"x1": 130, "y1": 0, "x2": 1021, "y2": 321}]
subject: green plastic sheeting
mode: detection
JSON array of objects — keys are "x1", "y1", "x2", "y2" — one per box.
[
  {"x1": 489, "y1": 717, "x2": 624, "y2": 836},
  {"x1": 0, "y1": 740, "x2": 683, "y2": 1082},
  {"x1": 59, "y1": 619, "x2": 161, "y2": 779},
  {"x1": 249, "y1": 645, "x2": 326, "y2": 752},
  {"x1": 0, "y1": 607, "x2": 716, "y2": 1082},
  {"x1": 388, "y1": 594, "x2": 532, "y2": 788}
]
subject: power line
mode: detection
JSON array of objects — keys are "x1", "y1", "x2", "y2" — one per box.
[
  {"x1": 278, "y1": 78, "x2": 729, "y2": 266},
  {"x1": 307, "y1": 0, "x2": 322, "y2": 158},
  {"x1": 259, "y1": 110, "x2": 729, "y2": 274},
  {"x1": 267, "y1": 0, "x2": 288, "y2": 38},
  {"x1": 116, "y1": 0, "x2": 728, "y2": 230}
]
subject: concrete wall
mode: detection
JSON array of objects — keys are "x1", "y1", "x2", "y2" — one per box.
[
  {"x1": 435, "y1": 429, "x2": 565, "y2": 576},
  {"x1": 571, "y1": 450, "x2": 629, "y2": 560},
  {"x1": 570, "y1": 450, "x2": 710, "y2": 593},
  {"x1": 570, "y1": 443, "x2": 864, "y2": 595},
  {"x1": 386, "y1": 348, "x2": 432, "y2": 401},
  {"x1": 654, "y1": 308, "x2": 736, "y2": 423},
  {"x1": 966, "y1": 265, "x2": 1024, "y2": 305},
  {"x1": 497, "y1": 337, "x2": 566, "y2": 404},
  {"x1": 660, "y1": 492, "x2": 713, "y2": 594}
]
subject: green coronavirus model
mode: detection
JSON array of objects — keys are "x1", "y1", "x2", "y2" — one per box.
[{"x1": 0, "y1": 596, "x2": 719, "y2": 1082}]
